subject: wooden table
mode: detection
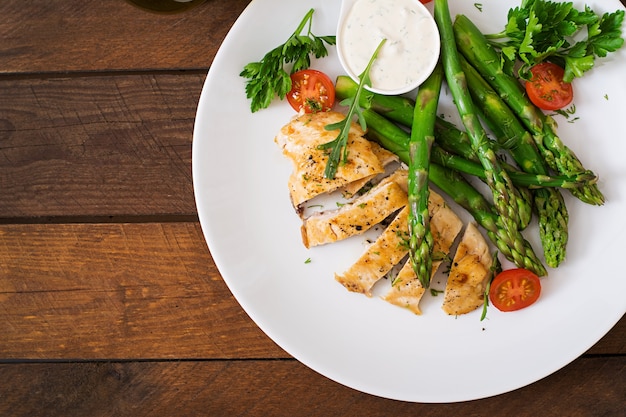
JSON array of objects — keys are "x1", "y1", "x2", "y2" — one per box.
[{"x1": 1, "y1": 1, "x2": 624, "y2": 415}]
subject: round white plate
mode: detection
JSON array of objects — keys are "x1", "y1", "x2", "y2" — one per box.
[{"x1": 192, "y1": 0, "x2": 626, "y2": 402}]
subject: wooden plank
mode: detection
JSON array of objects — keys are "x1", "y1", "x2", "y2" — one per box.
[
  {"x1": 0, "y1": 222, "x2": 284, "y2": 359},
  {"x1": 1, "y1": 0, "x2": 625, "y2": 75},
  {"x1": 0, "y1": 0, "x2": 252, "y2": 73},
  {"x1": 0, "y1": 223, "x2": 623, "y2": 359},
  {"x1": 0, "y1": 74, "x2": 203, "y2": 218},
  {"x1": 0, "y1": 357, "x2": 624, "y2": 416},
  {"x1": 588, "y1": 315, "x2": 625, "y2": 355}
]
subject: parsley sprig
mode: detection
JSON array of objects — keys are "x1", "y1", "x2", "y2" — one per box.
[
  {"x1": 318, "y1": 39, "x2": 386, "y2": 179},
  {"x1": 240, "y1": 8, "x2": 336, "y2": 113},
  {"x1": 485, "y1": 0, "x2": 625, "y2": 81}
]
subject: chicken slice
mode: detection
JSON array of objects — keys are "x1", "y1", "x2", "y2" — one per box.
[
  {"x1": 301, "y1": 179, "x2": 407, "y2": 248},
  {"x1": 274, "y1": 111, "x2": 386, "y2": 207},
  {"x1": 383, "y1": 189, "x2": 463, "y2": 314},
  {"x1": 383, "y1": 260, "x2": 427, "y2": 315},
  {"x1": 335, "y1": 206, "x2": 410, "y2": 296},
  {"x1": 335, "y1": 180, "x2": 463, "y2": 300},
  {"x1": 442, "y1": 222, "x2": 493, "y2": 316},
  {"x1": 341, "y1": 142, "x2": 399, "y2": 197}
]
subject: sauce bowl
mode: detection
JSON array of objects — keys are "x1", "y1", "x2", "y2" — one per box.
[{"x1": 336, "y1": 0, "x2": 440, "y2": 96}]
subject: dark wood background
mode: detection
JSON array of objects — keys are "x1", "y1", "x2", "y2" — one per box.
[{"x1": 1, "y1": 1, "x2": 624, "y2": 415}]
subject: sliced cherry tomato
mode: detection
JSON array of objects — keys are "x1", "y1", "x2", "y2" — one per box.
[
  {"x1": 525, "y1": 62, "x2": 573, "y2": 111},
  {"x1": 286, "y1": 69, "x2": 335, "y2": 113},
  {"x1": 489, "y1": 268, "x2": 541, "y2": 312}
]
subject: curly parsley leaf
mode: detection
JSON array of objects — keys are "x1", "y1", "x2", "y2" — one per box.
[
  {"x1": 240, "y1": 9, "x2": 336, "y2": 113},
  {"x1": 317, "y1": 39, "x2": 386, "y2": 179},
  {"x1": 485, "y1": 0, "x2": 624, "y2": 82}
]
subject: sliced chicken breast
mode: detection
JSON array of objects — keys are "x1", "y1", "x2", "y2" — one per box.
[
  {"x1": 383, "y1": 188, "x2": 464, "y2": 314},
  {"x1": 335, "y1": 206, "x2": 411, "y2": 296},
  {"x1": 274, "y1": 111, "x2": 386, "y2": 207},
  {"x1": 442, "y1": 222, "x2": 493, "y2": 316},
  {"x1": 301, "y1": 179, "x2": 407, "y2": 248},
  {"x1": 383, "y1": 259, "x2": 427, "y2": 315},
  {"x1": 341, "y1": 142, "x2": 399, "y2": 197},
  {"x1": 336, "y1": 178, "x2": 464, "y2": 301}
]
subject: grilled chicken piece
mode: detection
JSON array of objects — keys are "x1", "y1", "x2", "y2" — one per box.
[
  {"x1": 274, "y1": 111, "x2": 386, "y2": 207},
  {"x1": 301, "y1": 179, "x2": 407, "y2": 248},
  {"x1": 336, "y1": 179, "x2": 463, "y2": 302},
  {"x1": 383, "y1": 188, "x2": 463, "y2": 314},
  {"x1": 383, "y1": 259, "x2": 427, "y2": 315},
  {"x1": 341, "y1": 142, "x2": 399, "y2": 197},
  {"x1": 442, "y1": 222, "x2": 493, "y2": 316},
  {"x1": 335, "y1": 206, "x2": 411, "y2": 295}
]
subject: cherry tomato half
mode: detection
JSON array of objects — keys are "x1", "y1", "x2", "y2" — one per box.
[
  {"x1": 489, "y1": 268, "x2": 541, "y2": 312},
  {"x1": 525, "y1": 62, "x2": 573, "y2": 111},
  {"x1": 286, "y1": 69, "x2": 335, "y2": 113}
]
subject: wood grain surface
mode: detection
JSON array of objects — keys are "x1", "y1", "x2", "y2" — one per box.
[
  {"x1": 1, "y1": 357, "x2": 624, "y2": 417},
  {"x1": 1, "y1": 1, "x2": 624, "y2": 416},
  {"x1": 0, "y1": 0, "x2": 251, "y2": 73},
  {"x1": 0, "y1": 223, "x2": 283, "y2": 360},
  {"x1": 0, "y1": 75, "x2": 201, "y2": 218}
]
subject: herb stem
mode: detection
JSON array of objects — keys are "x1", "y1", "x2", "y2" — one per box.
[{"x1": 318, "y1": 38, "x2": 387, "y2": 179}]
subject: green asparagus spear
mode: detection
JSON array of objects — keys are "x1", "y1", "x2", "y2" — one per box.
[
  {"x1": 452, "y1": 13, "x2": 604, "y2": 206},
  {"x1": 335, "y1": 75, "x2": 415, "y2": 124},
  {"x1": 435, "y1": 117, "x2": 596, "y2": 188},
  {"x1": 334, "y1": 74, "x2": 597, "y2": 190},
  {"x1": 407, "y1": 63, "x2": 444, "y2": 289},
  {"x1": 430, "y1": 145, "x2": 589, "y2": 189},
  {"x1": 362, "y1": 108, "x2": 547, "y2": 276},
  {"x1": 432, "y1": 118, "x2": 477, "y2": 161},
  {"x1": 435, "y1": 0, "x2": 528, "y2": 233},
  {"x1": 459, "y1": 55, "x2": 542, "y2": 171},
  {"x1": 460, "y1": 54, "x2": 569, "y2": 267},
  {"x1": 432, "y1": 163, "x2": 546, "y2": 277}
]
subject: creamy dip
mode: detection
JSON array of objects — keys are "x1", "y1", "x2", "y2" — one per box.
[{"x1": 338, "y1": 0, "x2": 440, "y2": 94}]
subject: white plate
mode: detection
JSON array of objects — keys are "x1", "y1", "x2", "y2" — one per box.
[{"x1": 192, "y1": 0, "x2": 626, "y2": 402}]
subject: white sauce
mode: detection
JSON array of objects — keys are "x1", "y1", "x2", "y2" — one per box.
[{"x1": 338, "y1": 0, "x2": 440, "y2": 94}]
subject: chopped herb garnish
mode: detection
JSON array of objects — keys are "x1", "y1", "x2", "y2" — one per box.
[
  {"x1": 396, "y1": 229, "x2": 410, "y2": 250},
  {"x1": 550, "y1": 104, "x2": 577, "y2": 119},
  {"x1": 391, "y1": 275, "x2": 402, "y2": 287}
]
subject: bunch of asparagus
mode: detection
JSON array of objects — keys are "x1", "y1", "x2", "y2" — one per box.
[{"x1": 333, "y1": 0, "x2": 602, "y2": 280}]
